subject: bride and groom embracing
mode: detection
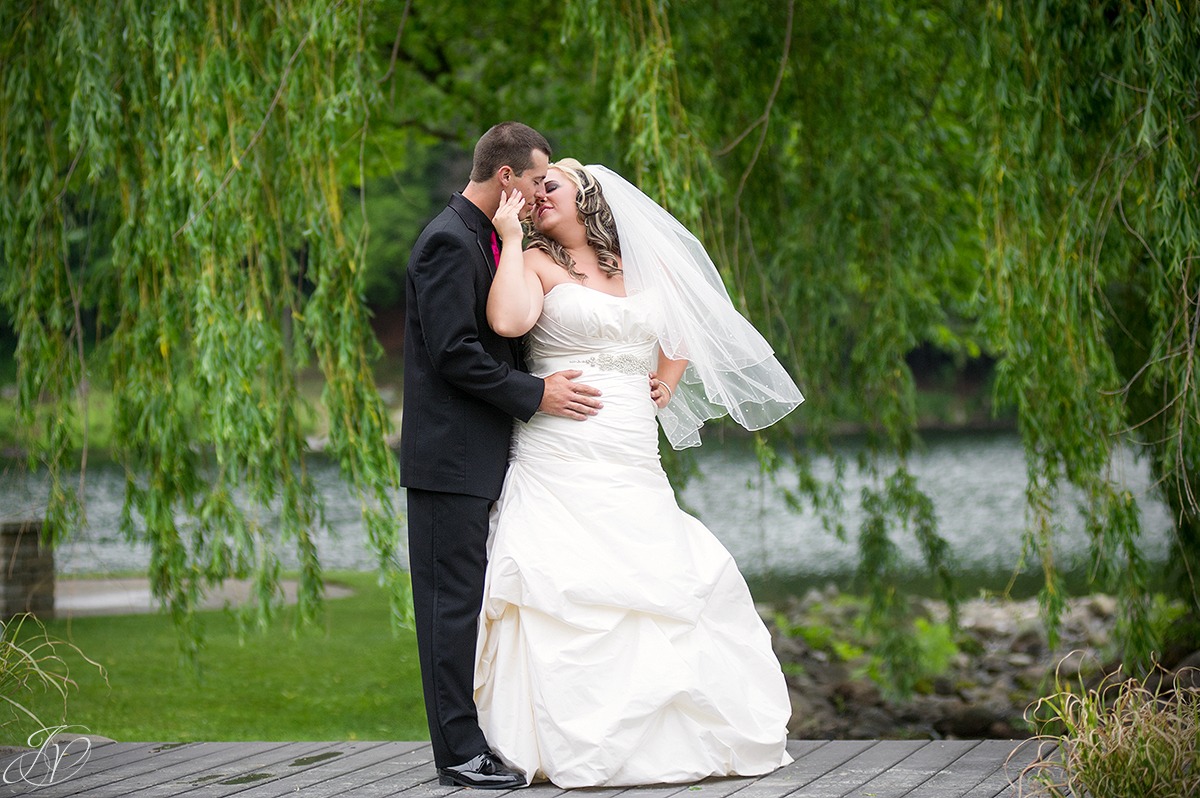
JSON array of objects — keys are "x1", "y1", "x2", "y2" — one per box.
[{"x1": 399, "y1": 122, "x2": 804, "y2": 789}]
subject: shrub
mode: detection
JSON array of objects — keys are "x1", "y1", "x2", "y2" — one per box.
[
  {"x1": 1015, "y1": 653, "x2": 1199, "y2": 798},
  {"x1": 774, "y1": 599, "x2": 958, "y2": 697}
]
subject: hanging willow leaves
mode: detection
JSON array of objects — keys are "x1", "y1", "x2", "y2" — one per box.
[
  {"x1": 0, "y1": 1, "x2": 407, "y2": 647},
  {"x1": 563, "y1": 0, "x2": 983, "y2": 689},
  {"x1": 977, "y1": 0, "x2": 1200, "y2": 665},
  {"x1": 569, "y1": 0, "x2": 1199, "y2": 680},
  {"x1": 3, "y1": 0, "x2": 1197, "y2": 689}
]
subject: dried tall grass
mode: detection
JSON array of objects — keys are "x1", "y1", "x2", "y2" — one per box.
[
  {"x1": 0, "y1": 614, "x2": 103, "y2": 742},
  {"x1": 1013, "y1": 652, "x2": 1199, "y2": 798}
]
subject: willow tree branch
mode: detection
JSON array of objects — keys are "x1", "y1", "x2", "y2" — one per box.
[
  {"x1": 717, "y1": 0, "x2": 794, "y2": 160},
  {"x1": 731, "y1": 0, "x2": 794, "y2": 212},
  {"x1": 174, "y1": 4, "x2": 344, "y2": 239},
  {"x1": 378, "y1": 0, "x2": 413, "y2": 86}
]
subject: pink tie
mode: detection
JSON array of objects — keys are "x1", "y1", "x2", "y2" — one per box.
[{"x1": 490, "y1": 231, "x2": 500, "y2": 269}]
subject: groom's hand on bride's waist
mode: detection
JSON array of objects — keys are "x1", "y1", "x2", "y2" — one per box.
[{"x1": 538, "y1": 370, "x2": 603, "y2": 420}]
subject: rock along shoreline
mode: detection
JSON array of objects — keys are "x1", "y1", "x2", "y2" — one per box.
[{"x1": 766, "y1": 586, "x2": 1200, "y2": 741}]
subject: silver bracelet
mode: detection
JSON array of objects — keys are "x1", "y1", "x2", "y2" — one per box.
[{"x1": 658, "y1": 380, "x2": 673, "y2": 402}]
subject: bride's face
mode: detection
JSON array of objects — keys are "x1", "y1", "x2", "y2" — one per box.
[{"x1": 533, "y1": 167, "x2": 581, "y2": 240}]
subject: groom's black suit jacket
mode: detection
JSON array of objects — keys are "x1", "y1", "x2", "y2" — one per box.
[{"x1": 400, "y1": 193, "x2": 543, "y2": 501}]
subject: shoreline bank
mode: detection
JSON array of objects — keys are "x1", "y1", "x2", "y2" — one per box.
[{"x1": 767, "y1": 588, "x2": 1200, "y2": 740}]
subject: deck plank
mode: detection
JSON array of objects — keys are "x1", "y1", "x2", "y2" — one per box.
[
  {"x1": 0, "y1": 740, "x2": 161, "y2": 795},
  {"x1": 960, "y1": 739, "x2": 1055, "y2": 798},
  {"x1": 743, "y1": 739, "x2": 875, "y2": 797},
  {"x1": 479, "y1": 740, "x2": 832, "y2": 798},
  {"x1": 108, "y1": 741, "x2": 349, "y2": 798},
  {"x1": 15, "y1": 741, "x2": 316, "y2": 798},
  {"x1": 908, "y1": 740, "x2": 1025, "y2": 797},
  {"x1": 0, "y1": 740, "x2": 1036, "y2": 798},
  {"x1": 307, "y1": 742, "x2": 447, "y2": 798},
  {"x1": 142, "y1": 741, "x2": 383, "y2": 798},
  {"x1": 843, "y1": 740, "x2": 981, "y2": 797},
  {"x1": 214, "y1": 740, "x2": 429, "y2": 798},
  {"x1": 4, "y1": 741, "x2": 249, "y2": 797},
  {"x1": 784, "y1": 740, "x2": 928, "y2": 797}
]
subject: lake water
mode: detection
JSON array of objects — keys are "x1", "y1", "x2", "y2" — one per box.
[
  {"x1": 686, "y1": 430, "x2": 1175, "y2": 599},
  {"x1": 0, "y1": 431, "x2": 1176, "y2": 598}
]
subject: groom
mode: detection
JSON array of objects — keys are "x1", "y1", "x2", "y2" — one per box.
[{"x1": 400, "y1": 121, "x2": 602, "y2": 789}]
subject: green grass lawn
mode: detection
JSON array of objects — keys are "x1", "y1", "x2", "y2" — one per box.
[{"x1": 7, "y1": 572, "x2": 427, "y2": 745}]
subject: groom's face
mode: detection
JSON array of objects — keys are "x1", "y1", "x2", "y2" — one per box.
[{"x1": 506, "y1": 149, "x2": 550, "y2": 218}]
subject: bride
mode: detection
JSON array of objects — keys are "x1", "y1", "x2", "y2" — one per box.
[{"x1": 474, "y1": 159, "x2": 804, "y2": 788}]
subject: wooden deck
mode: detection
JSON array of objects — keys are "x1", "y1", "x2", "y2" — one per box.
[{"x1": 1, "y1": 738, "x2": 1053, "y2": 798}]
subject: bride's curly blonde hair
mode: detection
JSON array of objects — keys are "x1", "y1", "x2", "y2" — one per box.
[{"x1": 527, "y1": 159, "x2": 622, "y2": 282}]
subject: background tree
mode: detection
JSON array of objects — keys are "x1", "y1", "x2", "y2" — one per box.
[
  {"x1": 3, "y1": 0, "x2": 1197, "y2": 687},
  {"x1": 568, "y1": 0, "x2": 984, "y2": 691},
  {"x1": 976, "y1": 1, "x2": 1200, "y2": 661},
  {"x1": 566, "y1": 0, "x2": 1199, "y2": 677},
  {"x1": 1, "y1": 1, "x2": 404, "y2": 646}
]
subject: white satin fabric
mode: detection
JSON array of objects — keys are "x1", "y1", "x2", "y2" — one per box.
[{"x1": 474, "y1": 284, "x2": 792, "y2": 788}]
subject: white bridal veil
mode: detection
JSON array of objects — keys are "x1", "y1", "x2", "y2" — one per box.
[{"x1": 587, "y1": 164, "x2": 805, "y2": 448}]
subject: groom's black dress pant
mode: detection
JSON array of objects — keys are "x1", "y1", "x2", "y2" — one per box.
[{"x1": 406, "y1": 487, "x2": 492, "y2": 768}]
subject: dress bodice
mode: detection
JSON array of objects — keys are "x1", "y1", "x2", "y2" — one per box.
[
  {"x1": 524, "y1": 283, "x2": 659, "y2": 378},
  {"x1": 510, "y1": 283, "x2": 663, "y2": 470}
]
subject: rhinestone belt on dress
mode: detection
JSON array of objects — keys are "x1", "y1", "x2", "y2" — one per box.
[{"x1": 570, "y1": 353, "x2": 652, "y2": 375}]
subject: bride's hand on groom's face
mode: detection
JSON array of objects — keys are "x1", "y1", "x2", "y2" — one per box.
[
  {"x1": 538, "y1": 370, "x2": 603, "y2": 420},
  {"x1": 493, "y1": 190, "x2": 526, "y2": 243}
]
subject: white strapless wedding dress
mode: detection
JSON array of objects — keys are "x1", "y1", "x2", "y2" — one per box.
[{"x1": 474, "y1": 283, "x2": 792, "y2": 788}]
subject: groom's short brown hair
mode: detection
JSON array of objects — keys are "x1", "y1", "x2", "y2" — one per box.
[{"x1": 470, "y1": 122, "x2": 551, "y2": 182}]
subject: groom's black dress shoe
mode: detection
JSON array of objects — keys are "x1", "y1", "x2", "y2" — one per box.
[{"x1": 438, "y1": 752, "x2": 526, "y2": 789}]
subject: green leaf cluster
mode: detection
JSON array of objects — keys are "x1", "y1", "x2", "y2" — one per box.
[
  {"x1": 3, "y1": 0, "x2": 1198, "y2": 690},
  {"x1": 575, "y1": 0, "x2": 1200, "y2": 681},
  {"x1": 1, "y1": 2, "x2": 407, "y2": 645},
  {"x1": 776, "y1": 597, "x2": 960, "y2": 699},
  {"x1": 584, "y1": 0, "x2": 981, "y2": 687},
  {"x1": 977, "y1": 1, "x2": 1200, "y2": 666}
]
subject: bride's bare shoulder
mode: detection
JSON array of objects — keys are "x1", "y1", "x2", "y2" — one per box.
[
  {"x1": 522, "y1": 248, "x2": 570, "y2": 296},
  {"x1": 521, "y1": 246, "x2": 556, "y2": 267},
  {"x1": 522, "y1": 247, "x2": 558, "y2": 282}
]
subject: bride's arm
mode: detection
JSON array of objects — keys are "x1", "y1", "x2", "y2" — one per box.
[
  {"x1": 650, "y1": 349, "x2": 688, "y2": 408},
  {"x1": 487, "y1": 191, "x2": 545, "y2": 337}
]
